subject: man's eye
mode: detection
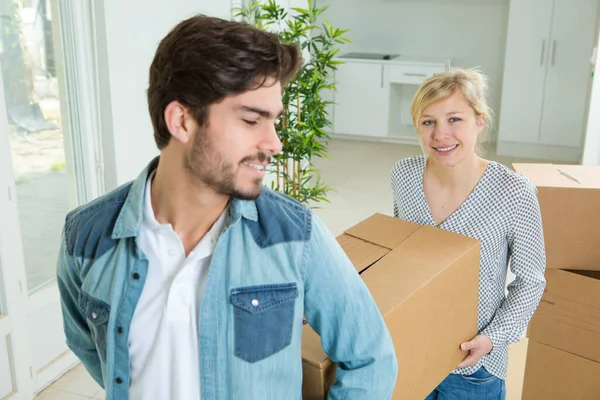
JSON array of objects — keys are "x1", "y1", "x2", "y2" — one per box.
[{"x1": 243, "y1": 119, "x2": 257, "y2": 126}]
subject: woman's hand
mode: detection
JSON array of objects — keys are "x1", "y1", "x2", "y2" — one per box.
[{"x1": 457, "y1": 334, "x2": 493, "y2": 368}]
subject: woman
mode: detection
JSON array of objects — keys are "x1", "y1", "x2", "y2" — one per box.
[{"x1": 390, "y1": 68, "x2": 546, "y2": 399}]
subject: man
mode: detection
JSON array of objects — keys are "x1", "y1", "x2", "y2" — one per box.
[{"x1": 57, "y1": 15, "x2": 397, "y2": 400}]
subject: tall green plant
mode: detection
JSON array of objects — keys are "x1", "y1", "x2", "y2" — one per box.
[{"x1": 234, "y1": 0, "x2": 350, "y2": 205}]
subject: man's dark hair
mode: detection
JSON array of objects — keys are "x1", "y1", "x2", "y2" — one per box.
[{"x1": 147, "y1": 14, "x2": 303, "y2": 149}]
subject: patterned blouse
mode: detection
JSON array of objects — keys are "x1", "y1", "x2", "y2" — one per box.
[{"x1": 390, "y1": 155, "x2": 546, "y2": 380}]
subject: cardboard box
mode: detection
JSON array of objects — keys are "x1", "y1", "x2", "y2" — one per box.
[
  {"x1": 522, "y1": 340, "x2": 600, "y2": 399},
  {"x1": 302, "y1": 213, "x2": 480, "y2": 400},
  {"x1": 512, "y1": 163, "x2": 600, "y2": 270},
  {"x1": 528, "y1": 269, "x2": 600, "y2": 363},
  {"x1": 302, "y1": 324, "x2": 335, "y2": 399}
]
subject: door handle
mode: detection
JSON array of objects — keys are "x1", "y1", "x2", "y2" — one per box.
[
  {"x1": 381, "y1": 65, "x2": 384, "y2": 88},
  {"x1": 551, "y1": 40, "x2": 557, "y2": 65},
  {"x1": 404, "y1": 73, "x2": 428, "y2": 77},
  {"x1": 540, "y1": 39, "x2": 546, "y2": 65}
]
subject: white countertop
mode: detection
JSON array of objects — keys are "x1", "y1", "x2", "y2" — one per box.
[{"x1": 335, "y1": 53, "x2": 451, "y2": 67}]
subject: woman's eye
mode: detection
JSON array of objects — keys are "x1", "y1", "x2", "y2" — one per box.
[
  {"x1": 449, "y1": 117, "x2": 462, "y2": 123},
  {"x1": 422, "y1": 120, "x2": 434, "y2": 126}
]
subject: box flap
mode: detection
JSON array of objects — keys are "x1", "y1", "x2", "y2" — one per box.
[
  {"x1": 359, "y1": 225, "x2": 480, "y2": 317},
  {"x1": 536, "y1": 298, "x2": 600, "y2": 331},
  {"x1": 536, "y1": 189, "x2": 600, "y2": 270},
  {"x1": 528, "y1": 270, "x2": 600, "y2": 363},
  {"x1": 301, "y1": 324, "x2": 330, "y2": 367},
  {"x1": 569, "y1": 270, "x2": 600, "y2": 280},
  {"x1": 545, "y1": 269, "x2": 600, "y2": 309},
  {"x1": 522, "y1": 341, "x2": 600, "y2": 400},
  {"x1": 512, "y1": 164, "x2": 600, "y2": 270},
  {"x1": 512, "y1": 163, "x2": 600, "y2": 189},
  {"x1": 528, "y1": 306, "x2": 600, "y2": 363},
  {"x1": 344, "y1": 213, "x2": 421, "y2": 250},
  {"x1": 336, "y1": 234, "x2": 390, "y2": 274}
]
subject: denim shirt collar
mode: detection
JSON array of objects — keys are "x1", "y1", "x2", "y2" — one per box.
[{"x1": 111, "y1": 157, "x2": 259, "y2": 240}]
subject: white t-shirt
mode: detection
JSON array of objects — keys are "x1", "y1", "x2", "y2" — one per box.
[{"x1": 128, "y1": 172, "x2": 227, "y2": 399}]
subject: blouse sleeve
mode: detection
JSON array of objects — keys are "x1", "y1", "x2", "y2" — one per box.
[{"x1": 481, "y1": 181, "x2": 547, "y2": 350}]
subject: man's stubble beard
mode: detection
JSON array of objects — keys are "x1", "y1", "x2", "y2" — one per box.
[{"x1": 184, "y1": 126, "x2": 266, "y2": 200}]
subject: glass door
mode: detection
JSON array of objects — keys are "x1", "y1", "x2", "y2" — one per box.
[
  {"x1": 0, "y1": 75, "x2": 34, "y2": 400},
  {"x1": 0, "y1": 0, "x2": 102, "y2": 393}
]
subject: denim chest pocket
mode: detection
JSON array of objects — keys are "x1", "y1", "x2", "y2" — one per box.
[
  {"x1": 230, "y1": 283, "x2": 298, "y2": 363},
  {"x1": 78, "y1": 291, "x2": 110, "y2": 363}
]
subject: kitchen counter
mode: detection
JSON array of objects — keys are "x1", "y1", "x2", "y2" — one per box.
[
  {"x1": 327, "y1": 53, "x2": 451, "y2": 143},
  {"x1": 336, "y1": 53, "x2": 451, "y2": 68}
]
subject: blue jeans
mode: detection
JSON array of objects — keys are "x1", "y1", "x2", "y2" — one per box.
[{"x1": 424, "y1": 367, "x2": 506, "y2": 400}]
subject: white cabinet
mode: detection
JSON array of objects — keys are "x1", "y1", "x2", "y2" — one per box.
[
  {"x1": 387, "y1": 64, "x2": 445, "y2": 85},
  {"x1": 497, "y1": 0, "x2": 599, "y2": 161},
  {"x1": 497, "y1": 0, "x2": 552, "y2": 145},
  {"x1": 333, "y1": 61, "x2": 389, "y2": 137},
  {"x1": 330, "y1": 57, "x2": 448, "y2": 141},
  {"x1": 540, "y1": 0, "x2": 598, "y2": 147}
]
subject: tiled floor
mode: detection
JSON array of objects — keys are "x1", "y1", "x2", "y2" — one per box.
[
  {"x1": 36, "y1": 342, "x2": 527, "y2": 400},
  {"x1": 309, "y1": 138, "x2": 552, "y2": 236},
  {"x1": 35, "y1": 364, "x2": 104, "y2": 399},
  {"x1": 34, "y1": 340, "x2": 528, "y2": 399},
  {"x1": 35, "y1": 139, "x2": 545, "y2": 400}
]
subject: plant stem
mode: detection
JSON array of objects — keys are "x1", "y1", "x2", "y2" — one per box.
[
  {"x1": 276, "y1": 159, "x2": 280, "y2": 191},
  {"x1": 297, "y1": 159, "x2": 301, "y2": 199},
  {"x1": 283, "y1": 153, "x2": 289, "y2": 194},
  {"x1": 293, "y1": 159, "x2": 297, "y2": 197},
  {"x1": 282, "y1": 114, "x2": 288, "y2": 193},
  {"x1": 297, "y1": 91, "x2": 301, "y2": 124},
  {"x1": 296, "y1": 91, "x2": 301, "y2": 196}
]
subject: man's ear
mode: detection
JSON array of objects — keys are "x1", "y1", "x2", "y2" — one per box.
[{"x1": 164, "y1": 101, "x2": 190, "y2": 144}]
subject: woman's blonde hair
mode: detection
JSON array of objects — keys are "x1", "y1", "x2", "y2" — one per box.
[{"x1": 411, "y1": 67, "x2": 493, "y2": 154}]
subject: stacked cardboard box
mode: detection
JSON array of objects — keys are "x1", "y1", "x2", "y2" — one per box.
[
  {"x1": 301, "y1": 213, "x2": 482, "y2": 399},
  {"x1": 512, "y1": 164, "x2": 600, "y2": 399}
]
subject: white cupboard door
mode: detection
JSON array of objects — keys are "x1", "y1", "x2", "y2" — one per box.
[
  {"x1": 540, "y1": 0, "x2": 599, "y2": 147},
  {"x1": 333, "y1": 62, "x2": 389, "y2": 137},
  {"x1": 497, "y1": 0, "x2": 553, "y2": 144}
]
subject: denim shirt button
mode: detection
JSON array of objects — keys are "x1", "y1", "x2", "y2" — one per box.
[
  {"x1": 251, "y1": 299, "x2": 259, "y2": 307},
  {"x1": 91, "y1": 312, "x2": 98, "y2": 319}
]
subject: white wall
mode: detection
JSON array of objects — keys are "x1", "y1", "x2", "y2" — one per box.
[
  {"x1": 582, "y1": 33, "x2": 600, "y2": 166},
  {"x1": 94, "y1": 0, "x2": 235, "y2": 189},
  {"x1": 94, "y1": 0, "x2": 308, "y2": 189},
  {"x1": 583, "y1": 110, "x2": 600, "y2": 165},
  {"x1": 320, "y1": 0, "x2": 510, "y2": 141}
]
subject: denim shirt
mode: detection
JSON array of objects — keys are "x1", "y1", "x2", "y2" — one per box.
[{"x1": 56, "y1": 158, "x2": 398, "y2": 400}]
